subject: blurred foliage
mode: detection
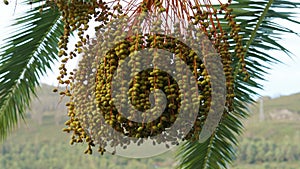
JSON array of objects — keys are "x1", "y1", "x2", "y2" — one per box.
[{"x1": 0, "y1": 119, "x2": 175, "y2": 169}]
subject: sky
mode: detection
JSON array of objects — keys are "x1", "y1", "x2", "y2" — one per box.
[{"x1": 0, "y1": 1, "x2": 300, "y2": 99}]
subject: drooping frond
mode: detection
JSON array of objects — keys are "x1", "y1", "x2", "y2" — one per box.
[
  {"x1": 176, "y1": 0, "x2": 300, "y2": 168},
  {"x1": 0, "y1": 0, "x2": 63, "y2": 141}
]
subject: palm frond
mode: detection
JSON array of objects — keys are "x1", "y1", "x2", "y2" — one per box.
[
  {"x1": 176, "y1": 0, "x2": 300, "y2": 168},
  {"x1": 0, "y1": 0, "x2": 63, "y2": 141}
]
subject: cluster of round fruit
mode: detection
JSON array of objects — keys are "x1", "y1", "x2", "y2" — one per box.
[
  {"x1": 53, "y1": 0, "x2": 248, "y2": 155},
  {"x1": 63, "y1": 32, "x2": 209, "y2": 154}
]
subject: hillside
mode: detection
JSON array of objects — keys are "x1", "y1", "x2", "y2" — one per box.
[
  {"x1": 0, "y1": 84, "x2": 299, "y2": 169},
  {"x1": 232, "y1": 93, "x2": 300, "y2": 169},
  {"x1": 248, "y1": 93, "x2": 300, "y2": 122},
  {"x1": 263, "y1": 93, "x2": 300, "y2": 114},
  {"x1": 240, "y1": 93, "x2": 300, "y2": 143}
]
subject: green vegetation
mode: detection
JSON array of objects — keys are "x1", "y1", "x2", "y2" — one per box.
[
  {"x1": 232, "y1": 162, "x2": 300, "y2": 169},
  {"x1": 0, "y1": 85, "x2": 299, "y2": 168},
  {"x1": 0, "y1": 119, "x2": 175, "y2": 169}
]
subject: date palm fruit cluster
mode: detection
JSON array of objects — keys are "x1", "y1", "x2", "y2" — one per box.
[{"x1": 53, "y1": 0, "x2": 248, "y2": 155}]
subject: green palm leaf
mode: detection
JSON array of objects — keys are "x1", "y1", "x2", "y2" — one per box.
[
  {"x1": 0, "y1": 0, "x2": 63, "y2": 141},
  {"x1": 176, "y1": 0, "x2": 300, "y2": 168}
]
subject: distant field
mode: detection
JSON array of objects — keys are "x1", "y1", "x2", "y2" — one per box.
[
  {"x1": 0, "y1": 119, "x2": 175, "y2": 169},
  {"x1": 232, "y1": 162, "x2": 300, "y2": 169}
]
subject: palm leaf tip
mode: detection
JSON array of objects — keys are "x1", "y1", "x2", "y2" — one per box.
[{"x1": 0, "y1": 0, "x2": 63, "y2": 141}]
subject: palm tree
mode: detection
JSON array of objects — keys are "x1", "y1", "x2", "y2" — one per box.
[{"x1": 0, "y1": 0, "x2": 299, "y2": 168}]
